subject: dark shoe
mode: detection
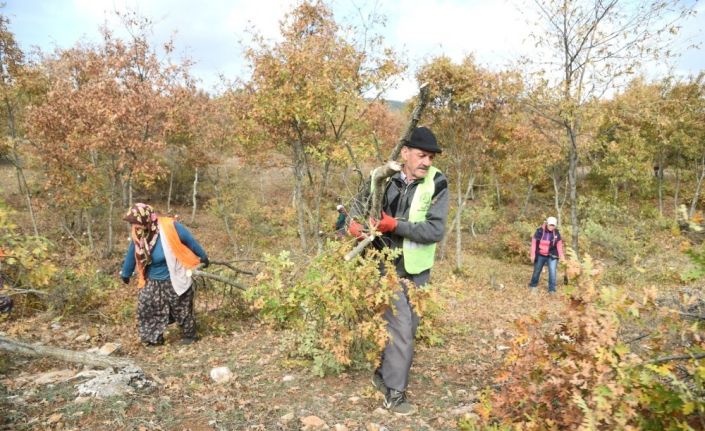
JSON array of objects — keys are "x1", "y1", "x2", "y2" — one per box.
[
  {"x1": 180, "y1": 336, "x2": 200, "y2": 345},
  {"x1": 383, "y1": 389, "x2": 417, "y2": 416},
  {"x1": 371, "y1": 370, "x2": 387, "y2": 395},
  {"x1": 144, "y1": 334, "x2": 164, "y2": 347}
]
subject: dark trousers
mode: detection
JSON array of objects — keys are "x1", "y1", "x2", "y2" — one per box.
[{"x1": 379, "y1": 269, "x2": 430, "y2": 392}]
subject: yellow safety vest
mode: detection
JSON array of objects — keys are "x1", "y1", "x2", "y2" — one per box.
[{"x1": 371, "y1": 166, "x2": 439, "y2": 274}]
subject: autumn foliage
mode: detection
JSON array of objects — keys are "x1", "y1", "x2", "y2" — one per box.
[{"x1": 468, "y1": 253, "x2": 705, "y2": 430}]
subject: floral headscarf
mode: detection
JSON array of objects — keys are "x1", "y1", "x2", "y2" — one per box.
[{"x1": 123, "y1": 203, "x2": 159, "y2": 269}]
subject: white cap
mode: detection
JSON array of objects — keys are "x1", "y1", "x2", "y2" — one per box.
[
  {"x1": 546, "y1": 216, "x2": 557, "y2": 226},
  {"x1": 336, "y1": 204, "x2": 344, "y2": 211}
]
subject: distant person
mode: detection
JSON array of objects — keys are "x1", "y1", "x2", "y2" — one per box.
[
  {"x1": 528, "y1": 216, "x2": 565, "y2": 293},
  {"x1": 120, "y1": 203, "x2": 209, "y2": 346},
  {"x1": 334, "y1": 204, "x2": 347, "y2": 238}
]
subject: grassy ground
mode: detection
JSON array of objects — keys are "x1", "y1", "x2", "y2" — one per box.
[{"x1": 1, "y1": 254, "x2": 568, "y2": 431}]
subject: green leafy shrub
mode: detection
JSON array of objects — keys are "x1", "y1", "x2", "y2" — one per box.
[
  {"x1": 0, "y1": 201, "x2": 57, "y2": 293},
  {"x1": 47, "y1": 249, "x2": 114, "y2": 316},
  {"x1": 1, "y1": 200, "x2": 119, "y2": 317},
  {"x1": 247, "y1": 241, "x2": 437, "y2": 376}
]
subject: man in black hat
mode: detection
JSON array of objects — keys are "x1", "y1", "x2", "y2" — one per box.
[{"x1": 348, "y1": 126, "x2": 449, "y2": 415}]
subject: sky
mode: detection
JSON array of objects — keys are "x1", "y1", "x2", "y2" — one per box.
[{"x1": 4, "y1": 0, "x2": 705, "y2": 101}]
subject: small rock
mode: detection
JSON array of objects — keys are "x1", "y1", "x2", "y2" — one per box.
[
  {"x1": 50, "y1": 322, "x2": 62, "y2": 331},
  {"x1": 209, "y1": 367, "x2": 233, "y2": 384},
  {"x1": 496, "y1": 344, "x2": 510, "y2": 351},
  {"x1": 75, "y1": 334, "x2": 91, "y2": 342},
  {"x1": 300, "y1": 415, "x2": 328, "y2": 430},
  {"x1": 97, "y1": 342, "x2": 121, "y2": 356},
  {"x1": 333, "y1": 424, "x2": 348, "y2": 431},
  {"x1": 348, "y1": 396, "x2": 361, "y2": 403},
  {"x1": 373, "y1": 407, "x2": 388, "y2": 416},
  {"x1": 366, "y1": 424, "x2": 388, "y2": 431},
  {"x1": 75, "y1": 366, "x2": 149, "y2": 398},
  {"x1": 282, "y1": 374, "x2": 295, "y2": 382},
  {"x1": 73, "y1": 396, "x2": 91, "y2": 404},
  {"x1": 280, "y1": 412, "x2": 295, "y2": 423},
  {"x1": 33, "y1": 370, "x2": 75, "y2": 385}
]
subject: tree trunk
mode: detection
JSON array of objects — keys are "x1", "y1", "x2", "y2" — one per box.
[
  {"x1": 86, "y1": 210, "x2": 95, "y2": 252},
  {"x1": 190, "y1": 168, "x2": 199, "y2": 223},
  {"x1": 292, "y1": 138, "x2": 308, "y2": 251},
  {"x1": 104, "y1": 176, "x2": 117, "y2": 257},
  {"x1": 520, "y1": 183, "x2": 533, "y2": 218},
  {"x1": 689, "y1": 154, "x2": 705, "y2": 218},
  {"x1": 439, "y1": 174, "x2": 474, "y2": 266},
  {"x1": 494, "y1": 174, "x2": 501, "y2": 207},
  {"x1": 4, "y1": 98, "x2": 38, "y2": 235},
  {"x1": 0, "y1": 335, "x2": 136, "y2": 369},
  {"x1": 211, "y1": 170, "x2": 236, "y2": 252},
  {"x1": 167, "y1": 169, "x2": 174, "y2": 213},
  {"x1": 551, "y1": 172, "x2": 561, "y2": 227},
  {"x1": 567, "y1": 128, "x2": 579, "y2": 256},
  {"x1": 314, "y1": 160, "x2": 330, "y2": 254},
  {"x1": 14, "y1": 160, "x2": 39, "y2": 236},
  {"x1": 657, "y1": 154, "x2": 664, "y2": 216},
  {"x1": 128, "y1": 175, "x2": 133, "y2": 208},
  {"x1": 674, "y1": 168, "x2": 681, "y2": 219}
]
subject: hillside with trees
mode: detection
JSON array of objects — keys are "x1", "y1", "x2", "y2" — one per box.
[{"x1": 1, "y1": 1, "x2": 704, "y2": 430}]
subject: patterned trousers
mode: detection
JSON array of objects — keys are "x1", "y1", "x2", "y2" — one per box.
[{"x1": 137, "y1": 279, "x2": 196, "y2": 343}]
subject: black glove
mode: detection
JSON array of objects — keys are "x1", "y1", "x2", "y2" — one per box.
[
  {"x1": 201, "y1": 257, "x2": 209, "y2": 269},
  {"x1": 121, "y1": 275, "x2": 130, "y2": 284}
]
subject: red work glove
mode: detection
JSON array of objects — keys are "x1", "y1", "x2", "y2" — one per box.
[
  {"x1": 348, "y1": 219, "x2": 366, "y2": 240},
  {"x1": 371, "y1": 211, "x2": 397, "y2": 233}
]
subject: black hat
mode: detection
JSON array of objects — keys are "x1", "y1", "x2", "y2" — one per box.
[{"x1": 406, "y1": 126, "x2": 442, "y2": 153}]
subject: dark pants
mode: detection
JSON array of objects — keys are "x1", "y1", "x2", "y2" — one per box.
[
  {"x1": 529, "y1": 254, "x2": 558, "y2": 292},
  {"x1": 379, "y1": 269, "x2": 430, "y2": 392},
  {"x1": 137, "y1": 279, "x2": 196, "y2": 343}
]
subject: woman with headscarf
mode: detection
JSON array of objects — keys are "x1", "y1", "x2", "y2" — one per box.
[{"x1": 120, "y1": 203, "x2": 209, "y2": 346}]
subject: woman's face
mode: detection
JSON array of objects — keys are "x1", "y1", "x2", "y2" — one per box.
[{"x1": 547, "y1": 224, "x2": 556, "y2": 231}]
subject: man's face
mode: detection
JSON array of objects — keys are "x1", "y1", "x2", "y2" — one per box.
[
  {"x1": 401, "y1": 146, "x2": 436, "y2": 180},
  {"x1": 547, "y1": 224, "x2": 556, "y2": 231}
]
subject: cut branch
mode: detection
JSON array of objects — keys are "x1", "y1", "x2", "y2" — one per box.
[
  {"x1": 192, "y1": 269, "x2": 247, "y2": 291},
  {"x1": 344, "y1": 233, "x2": 377, "y2": 261},
  {"x1": 345, "y1": 83, "x2": 431, "y2": 261},
  {"x1": 388, "y1": 82, "x2": 430, "y2": 161},
  {"x1": 209, "y1": 260, "x2": 257, "y2": 275},
  {"x1": 648, "y1": 352, "x2": 705, "y2": 365}
]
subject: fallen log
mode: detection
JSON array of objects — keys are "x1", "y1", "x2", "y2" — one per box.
[{"x1": 0, "y1": 335, "x2": 135, "y2": 369}]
